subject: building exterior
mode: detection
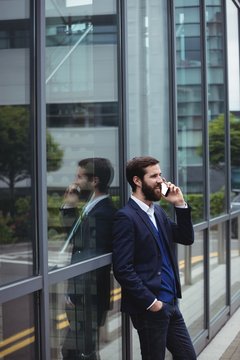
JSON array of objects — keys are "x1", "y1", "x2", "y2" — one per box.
[{"x1": 0, "y1": 0, "x2": 240, "y2": 359}]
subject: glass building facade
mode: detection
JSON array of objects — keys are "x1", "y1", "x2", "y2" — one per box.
[{"x1": 0, "y1": 0, "x2": 240, "y2": 358}]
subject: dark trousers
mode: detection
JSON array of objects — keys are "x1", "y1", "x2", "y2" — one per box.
[{"x1": 130, "y1": 303, "x2": 197, "y2": 360}]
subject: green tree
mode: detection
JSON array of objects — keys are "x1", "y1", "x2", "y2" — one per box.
[
  {"x1": 208, "y1": 113, "x2": 240, "y2": 167},
  {"x1": 196, "y1": 113, "x2": 240, "y2": 168},
  {"x1": 47, "y1": 131, "x2": 64, "y2": 171},
  {"x1": 0, "y1": 106, "x2": 30, "y2": 196},
  {"x1": 0, "y1": 105, "x2": 63, "y2": 216},
  {"x1": 229, "y1": 114, "x2": 240, "y2": 166}
]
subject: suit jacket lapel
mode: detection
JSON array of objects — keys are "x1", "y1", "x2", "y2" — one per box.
[
  {"x1": 128, "y1": 199, "x2": 160, "y2": 246},
  {"x1": 154, "y1": 206, "x2": 177, "y2": 266},
  {"x1": 154, "y1": 207, "x2": 169, "y2": 244}
]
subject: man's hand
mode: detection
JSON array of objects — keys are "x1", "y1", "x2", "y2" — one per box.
[
  {"x1": 63, "y1": 183, "x2": 80, "y2": 207},
  {"x1": 162, "y1": 182, "x2": 185, "y2": 207},
  {"x1": 149, "y1": 300, "x2": 163, "y2": 312}
]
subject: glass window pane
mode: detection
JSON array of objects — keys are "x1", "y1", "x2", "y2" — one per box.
[
  {"x1": 231, "y1": 216, "x2": 240, "y2": 299},
  {"x1": 0, "y1": 1, "x2": 35, "y2": 286},
  {"x1": 127, "y1": 0, "x2": 171, "y2": 178},
  {"x1": 179, "y1": 231, "x2": 205, "y2": 338},
  {"x1": 227, "y1": 1, "x2": 240, "y2": 211},
  {"x1": 175, "y1": 0, "x2": 205, "y2": 223},
  {"x1": 45, "y1": 0, "x2": 120, "y2": 269},
  {"x1": 206, "y1": 0, "x2": 227, "y2": 218},
  {"x1": 49, "y1": 269, "x2": 122, "y2": 359},
  {"x1": 209, "y1": 223, "x2": 227, "y2": 320},
  {"x1": 0, "y1": 294, "x2": 37, "y2": 359}
]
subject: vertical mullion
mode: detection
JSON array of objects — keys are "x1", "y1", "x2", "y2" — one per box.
[
  {"x1": 222, "y1": 0, "x2": 232, "y2": 310},
  {"x1": 118, "y1": 0, "x2": 128, "y2": 207},
  {"x1": 169, "y1": 0, "x2": 178, "y2": 186},
  {"x1": 36, "y1": 0, "x2": 50, "y2": 359},
  {"x1": 30, "y1": 1, "x2": 40, "y2": 358},
  {"x1": 30, "y1": 0, "x2": 38, "y2": 277},
  {"x1": 169, "y1": 0, "x2": 179, "y2": 286},
  {"x1": 200, "y1": 0, "x2": 210, "y2": 334},
  {"x1": 117, "y1": 0, "x2": 131, "y2": 359},
  {"x1": 222, "y1": 0, "x2": 230, "y2": 213}
]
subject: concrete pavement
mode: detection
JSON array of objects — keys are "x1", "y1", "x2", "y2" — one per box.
[{"x1": 197, "y1": 307, "x2": 240, "y2": 359}]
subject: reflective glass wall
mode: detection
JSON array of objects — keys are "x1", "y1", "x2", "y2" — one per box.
[
  {"x1": 227, "y1": 0, "x2": 240, "y2": 304},
  {"x1": 175, "y1": 0, "x2": 205, "y2": 220},
  {"x1": 0, "y1": 1, "x2": 37, "y2": 357},
  {"x1": 227, "y1": 0, "x2": 240, "y2": 209},
  {"x1": 45, "y1": 0, "x2": 120, "y2": 269},
  {"x1": 174, "y1": 0, "x2": 240, "y2": 344},
  {"x1": 206, "y1": 0, "x2": 227, "y2": 218},
  {"x1": 127, "y1": 0, "x2": 171, "y2": 178},
  {"x1": 0, "y1": 294, "x2": 37, "y2": 359},
  {"x1": 206, "y1": 0, "x2": 228, "y2": 323},
  {"x1": 175, "y1": 0, "x2": 205, "y2": 340},
  {"x1": 126, "y1": 1, "x2": 171, "y2": 356},
  {"x1": 0, "y1": 1, "x2": 35, "y2": 286},
  {"x1": 45, "y1": 1, "x2": 122, "y2": 359},
  {"x1": 0, "y1": 0, "x2": 240, "y2": 359},
  {"x1": 49, "y1": 272, "x2": 122, "y2": 360}
]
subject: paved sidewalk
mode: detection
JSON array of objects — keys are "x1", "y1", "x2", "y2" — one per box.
[
  {"x1": 220, "y1": 331, "x2": 240, "y2": 360},
  {"x1": 198, "y1": 307, "x2": 240, "y2": 359}
]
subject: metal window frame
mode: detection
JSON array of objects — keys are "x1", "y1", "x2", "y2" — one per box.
[
  {"x1": 233, "y1": 0, "x2": 240, "y2": 8},
  {"x1": 117, "y1": 0, "x2": 131, "y2": 359},
  {"x1": 35, "y1": 0, "x2": 51, "y2": 358},
  {"x1": 48, "y1": 253, "x2": 112, "y2": 285},
  {"x1": 0, "y1": 277, "x2": 42, "y2": 304},
  {"x1": 200, "y1": 0, "x2": 211, "y2": 344}
]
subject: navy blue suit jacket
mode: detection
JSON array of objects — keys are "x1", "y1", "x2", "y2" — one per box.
[
  {"x1": 112, "y1": 198, "x2": 194, "y2": 314},
  {"x1": 62, "y1": 197, "x2": 116, "y2": 324}
]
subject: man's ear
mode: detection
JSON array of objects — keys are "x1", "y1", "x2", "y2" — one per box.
[
  {"x1": 133, "y1": 176, "x2": 142, "y2": 188},
  {"x1": 93, "y1": 176, "x2": 99, "y2": 186}
]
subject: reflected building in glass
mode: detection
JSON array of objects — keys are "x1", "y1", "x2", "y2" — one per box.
[{"x1": 0, "y1": 1, "x2": 240, "y2": 359}]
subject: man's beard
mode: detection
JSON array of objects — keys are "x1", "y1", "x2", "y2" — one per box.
[
  {"x1": 78, "y1": 189, "x2": 92, "y2": 201},
  {"x1": 142, "y1": 180, "x2": 161, "y2": 202}
]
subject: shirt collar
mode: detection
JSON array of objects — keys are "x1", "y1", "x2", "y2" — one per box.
[{"x1": 131, "y1": 194, "x2": 155, "y2": 215}]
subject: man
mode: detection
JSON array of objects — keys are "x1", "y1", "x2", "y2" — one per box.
[
  {"x1": 61, "y1": 158, "x2": 116, "y2": 360},
  {"x1": 112, "y1": 156, "x2": 196, "y2": 360}
]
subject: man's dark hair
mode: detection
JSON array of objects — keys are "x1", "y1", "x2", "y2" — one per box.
[
  {"x1": 78, "y1": 157, "x2": 114, "y2": 193},
  {"x1": 126, "y1": 156, "x2": 159, "y2": 192}
]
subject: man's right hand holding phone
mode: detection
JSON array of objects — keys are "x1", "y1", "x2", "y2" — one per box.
[{"x1": 161, "y1": 180, "x2": 186, "y2": 207}]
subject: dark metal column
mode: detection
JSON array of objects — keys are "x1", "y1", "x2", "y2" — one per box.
[{"x1": 36, "y1": 0, "x2": 50, "y2": 358}]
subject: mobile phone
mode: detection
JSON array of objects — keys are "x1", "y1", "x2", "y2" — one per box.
[{"x1": 161, "y1": 182, "x2": 170, "y2": 197}]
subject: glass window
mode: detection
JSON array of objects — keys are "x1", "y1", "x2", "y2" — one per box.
[
  {"x1": 45, "y1": 0, "x2": 120, "y2": 269},
  {"x1": 126, "y1": 0, "x2": 171, "y2": 178},
  {"x1": 206, "y1": 0, "x2": 227, "y2": 218},
  {"x1": 0, "y1": 294, "x2": 37, "y2": 359},
  {"x1": 49, "y1": 269, "x2": 122, "y2": 359},
  {"x1": 179, "y1": 231, "x2": 205, "y2": 338},
  {"x1": 175, "y1": 0, "x2": 205, "y2": 223},
  {"x1": 231, "y1": 216, "x2": 240, "y2": 299},
  {"x1": 226, "y1": 1, "x2": 240, "y2": 211},
  {"x1": 0, "y1": 0, "x2": 35, "y2": 286},
  {"x1": 209, "y1": 223, "x2": 227, "y2": 320},
  {"x1": 0, "y1": 20, "x2": 30, "y2": 50}
]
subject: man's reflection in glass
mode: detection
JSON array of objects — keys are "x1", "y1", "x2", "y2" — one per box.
[{"x1": 61, "y1": 158, "x2": 116, "y2": 360}]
